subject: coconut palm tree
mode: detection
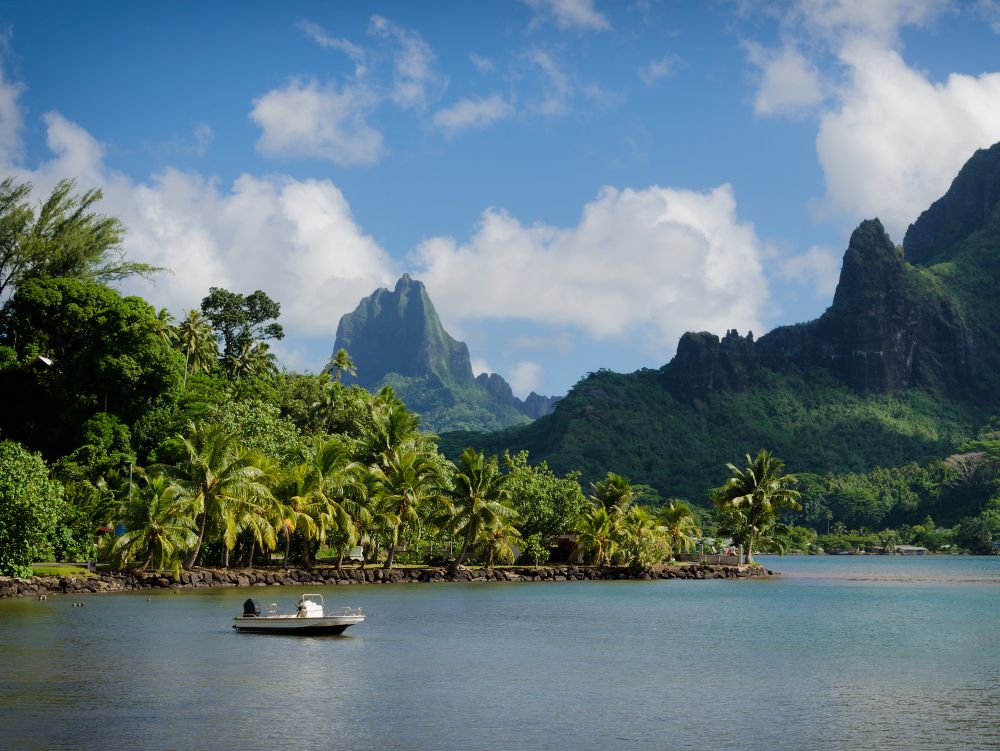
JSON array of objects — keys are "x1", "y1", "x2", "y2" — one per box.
[
  {"x1": 657, "y1": 499, "x2": 702, "y2": 555},
  {"x1": 272, "y1": 438, "x2": 355, "y2": 569},
  {"x1": 712, "y1": 449, "x2": 801, "y2": 563},
  {"x1": 110, "y1": 472, "x2": 197, "y2": 575},
  {"x1": 272, "y1": 463, "x2": 320, "y2": 567},
  {"x1": 150, "y1": 307, "x2": 176, "y2": 346},
  {"x1": 481, "y1": 509, "x2": 523, "y2": 569},
  {"x1": 167, "y1": 422, "x2": 271, "y2": 569},
  {"x1": 325, "y1": 347, "x2": 357, "y2": 382},
  {"x1": 617, "y1": 505, "x2": 666, "y2": 569},
  {"x1": 175, "y1": 309, "x2": 218, "y2": 387},
  {"x1": 448, "y1": 448, "x2": 514, "y2": 566},
  {"x1": 369, "y1": 446, "x2": 446, "y2": 569},
  {"x1": 574, "y1": 504, "x2": 619, "y2": 566},
  {"x1": 590, "y1": 472, "x2": 635, "y2": 511},
  {"x1": 225, "y1": 339, "x2": 278, "y2": 381}
]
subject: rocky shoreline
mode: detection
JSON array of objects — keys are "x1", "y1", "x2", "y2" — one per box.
[{"x1": 0, "y1": 562, "x2": 776, "y2": 599}]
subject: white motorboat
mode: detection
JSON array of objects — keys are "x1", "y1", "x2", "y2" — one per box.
[{"x1": 232, "y1": 593, "x2": 365, "y2": 635}]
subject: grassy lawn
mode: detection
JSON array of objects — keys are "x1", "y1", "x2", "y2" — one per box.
[{"x1": 30, "y1": 563, "x2": 97, "y2": 578}]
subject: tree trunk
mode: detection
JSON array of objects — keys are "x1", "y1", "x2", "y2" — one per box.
[
  {"x1": 283, "y1": 530, "x2": 291, "y2": 567},
  {"x1": 336, "y1": 550, "x2": 344, "y2": 571},
  {"x1": 456, "y1": 518, "x2": 475, "y2": 566},
  {"x1": 247, "y1": 538, "x2": 255, "y2": 570},
  {"x1": 383, "y1": 525, "x2": 400, "y2": 569},
  {"x1": 299, "y1": 534, "x2": 313, "y2": 570},
  {"x1": 223, "y1": 545, "x2": 230, "y2": 569},
  {"x1": 746, "y1": 526, "x2": 755, "y2": 563},
  {"x1": 184, "y1": 513, "x2": 207, "y2": 569}
]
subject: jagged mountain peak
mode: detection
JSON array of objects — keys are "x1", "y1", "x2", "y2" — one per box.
[
  {"x1": 903, "y1": 140, "x2": 1000, "y2": 265},
  {"x1": 332, "y1": 275, "x2": 558, "y2": 431}
]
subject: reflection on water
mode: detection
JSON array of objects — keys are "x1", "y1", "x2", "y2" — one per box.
[{"x1": 1, "y1": 558, "x2": 998, "y2": 750}]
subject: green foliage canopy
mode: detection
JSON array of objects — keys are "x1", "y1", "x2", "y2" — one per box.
[{"x1": 0, "y1": 441, "x2": 63, "y2": 576}]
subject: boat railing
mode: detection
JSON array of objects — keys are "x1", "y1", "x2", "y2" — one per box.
[{"x1": 326, "y1": 606, "x2": 364, "y2": 617}]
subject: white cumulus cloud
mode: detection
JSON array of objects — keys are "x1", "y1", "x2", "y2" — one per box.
[
  {"x1": 778, "y1": 245, "x2": 841, "y2": 298},
  {"x1": 250, "y1": 78, "x2": 383, "y2": 165},
  {"x1": 748, "y1": 1, "x2": 1000, "y2": 237},
  {"x1": 815, "y1": 40, "x2": 1000, "y2": 236},
  {"x1": 747, "y1": 43, "x2": 825, "y2": 116},
  {"x1": 411, "y1": 184, "x2": 770, "y2": 350}
]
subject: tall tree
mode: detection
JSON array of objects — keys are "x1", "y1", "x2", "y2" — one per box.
[
  {"x1": 225, "y1": 340, "x2": 278, "y2": 381},
  {"x1": 574, "y1": 504, "x2": 619, "y2": 566},
  {"x1": 0, "y1": 278, "x2": 182, "y2": 457},
  {"x1": 369, "y1": 446, "x2": 445, "y2": 569},
  {"x1": 0, "y1": 177, "x2": 158, "y2": 299},
  {"x1": 167, "y1": 422, "x2": 270, "y2": 568},
  {"x1": 590, "y1": 472, "x2": 635, "y2": 511},
  {"x1": 110, "y1": 472, "x2": 197, "y2": 575},
  {"x1": 617, "y1": 505, "x2": 666, "y2": 569},
  {"x1": 448, "y1": 448, "x2": 514, "y2": 566},
  {"x1": 657, "y1": 500, "x2": 702, "y2": 554},
  {"x1": 175, "y1": 309, "x2": 218, "y2": 387},
  {"x1": 712, "y1": 450, "x2": 801, "y2": 562},
  {"x1": 0, "y1": 441, "x2": 63, "y2": 577},
  {"x1": 200, "y1": 287, "x2": 283, "y2": 363},
  {"x1": 326, "y1": 348, "x2": 357, "y2": 383}
]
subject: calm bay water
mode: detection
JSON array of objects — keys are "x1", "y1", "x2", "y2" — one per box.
[{"x1": 2, "y1": 556, "x2": 998, "y2": 750}]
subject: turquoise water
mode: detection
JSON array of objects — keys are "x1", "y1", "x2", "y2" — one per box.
[{"x1": 1, "y1": 557, "x2": 998, "y2": 750}]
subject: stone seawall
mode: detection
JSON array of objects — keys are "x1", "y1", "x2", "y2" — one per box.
[{"x1": 0, "y1": 563, "x2": 775, "y2": 598}]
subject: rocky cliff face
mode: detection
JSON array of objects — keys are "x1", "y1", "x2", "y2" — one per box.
[
  {"x1": 334, "y1": 274, "x2": 475, "y2": 389},
  {"x1": 332, "y1": 275, "x2": 558, "y2": 431},
  {"x1": 903, "y1": 141, "x2": 1000, "y2": 265},
  {"x1": 665, "y1": 218, "x2": 976, "y2": 403}
]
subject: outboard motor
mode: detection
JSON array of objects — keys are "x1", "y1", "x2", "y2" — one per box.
[{"x1": 243, "y1": 598, "x2": 260, "y2": 617}]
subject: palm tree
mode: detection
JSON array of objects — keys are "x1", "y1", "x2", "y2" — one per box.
[
  {"x1": 590, "y1": 472, "x2": 635, "y2": 511},
  {"x1": 481, "y1": 510, "x2": 523, "y2": 569},
  {"x1": 225, "y1": 339, "x2": 278, "y2": 381},
  {"x1": 167, "y1": 422, "x2": 271, "y2": 569},
  {"x1": 175, "y1": 309, "x2": 218, "y2": 387},
  {"x1": 657, "y1": 500, "x2": 702, "y2": 555},
  {"x1": 110, "y1": 472, "x2": 197, "y2": 576},
  {"x1": 342, "y1": 464, "x2": 395, "y2": 569},
  {"x1": 574, "y1": 504, "x2": 619, "y2": 566},
  {"x1": 272, "y1": 438, "x2": 355, "y2": 569},
  {"x1": 712, "y1": 449, "x2": 801, "y2": 563},
  {"x1": 369, "y1": 446, "x2": 445, "y2": 569},
  {"x1": 448, "y1": 448, "x2": 514, "y2": 566},
  {"x1": 150, "y1": 307, "x2": 176, "y2": 346},
  {"x1": 617, "y1": 505, "x2": 666, "y2": 569},
  {"x1": 272, "y1": 463, "x2": 320, "y2": 567},
  {"x1": 325, "y1": 347, "x2": 357, "y2": 382}
]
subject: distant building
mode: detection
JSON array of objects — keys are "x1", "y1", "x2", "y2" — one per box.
[{"x1": 895, "y1": 545, "x2": 929, "y2": 555}]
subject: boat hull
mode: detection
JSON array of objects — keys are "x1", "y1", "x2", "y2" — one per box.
[{"x1": 232, "y1": 615, "x2": 364, "y2": 635}]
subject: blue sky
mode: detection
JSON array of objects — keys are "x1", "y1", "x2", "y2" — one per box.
[{"x1": 2, "y1": 0, "x2": 999, "y2": 398}]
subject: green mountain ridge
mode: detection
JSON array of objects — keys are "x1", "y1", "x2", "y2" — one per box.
[
  {"x1": 439, "y1": 142, "x2": 1000, "y2": 503},
  {"x1": 332, "y1": 274, "x2": 558, "y2": 432}
]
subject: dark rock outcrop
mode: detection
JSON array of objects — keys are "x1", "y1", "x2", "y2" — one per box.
[
  {"x1": 903, "y1": 141, "x2": 1000, "y2": 265},
  {"x1": 663, "y1": 219, "x2": 975, "y2": 402},
  {"x1": 664, "y1": 329, "x2": 758, "y2": 403}
]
